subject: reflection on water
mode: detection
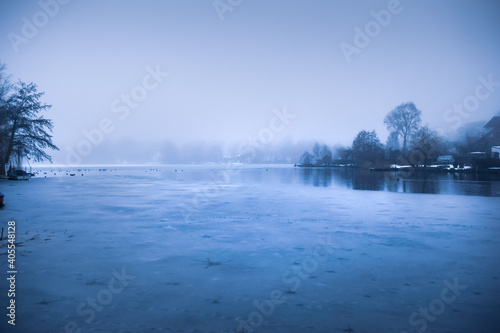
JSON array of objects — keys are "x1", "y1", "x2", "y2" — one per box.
[
  {"x1": 33, "y1": 165, "x2": 500, "y2": 197},
  {"x1": 297, "y1": 167, "x2": 500, "y2": 197}
]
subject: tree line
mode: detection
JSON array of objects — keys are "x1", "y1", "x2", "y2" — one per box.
[{"x1": 299, "y1": 102, "x2": 451, "y2": 168}]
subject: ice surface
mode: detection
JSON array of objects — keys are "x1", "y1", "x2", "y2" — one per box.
[{"x1": 0, "y1": 165, "x2": 499, "y2": 332}]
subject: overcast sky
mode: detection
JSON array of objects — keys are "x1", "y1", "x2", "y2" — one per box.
[{"x1": 1, "y1": 0, "x2": 500, "y2": 163}]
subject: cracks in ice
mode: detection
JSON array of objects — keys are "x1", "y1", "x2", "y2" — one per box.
[{"x1": 197, "y1": 257, "x2": 231, "y2": 269}]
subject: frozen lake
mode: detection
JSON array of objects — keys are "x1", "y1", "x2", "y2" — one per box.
[{"x1": 1, "y1": 165, "x2": 499, "y2": 332}]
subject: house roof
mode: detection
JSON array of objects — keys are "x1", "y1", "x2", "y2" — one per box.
[{"x1": 484, "y1": 116, "x2": 500, "y2": 129}]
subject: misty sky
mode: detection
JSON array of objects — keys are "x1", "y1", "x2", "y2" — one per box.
[{"x1": 1, "y1": 0, "x2": 500, "y2": 163}]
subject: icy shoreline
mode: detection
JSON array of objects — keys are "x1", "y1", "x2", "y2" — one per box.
[{"x1": 0, "y1": 167, "x2": 499, "y2": 332}]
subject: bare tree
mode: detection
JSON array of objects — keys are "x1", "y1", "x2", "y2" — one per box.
[
  {"x1": 385, "y1": 131, "x2": 401, "y2": 161},
  {"x1": 410, "y1": 126, "x2": 447, "y2": 166},
  {"x1": 386, "y1": 131, "x2": 400, "y2": 151},
  {"x1": 319, "y1": 144, "x2": 332, "y2": 165},
  {"x1": 0, "y1": 64, "x2": 13, "y2": 165},
  {"x1": 312, "y1": 143, "x2": 322, "y2": 162},
  {"x1": 1, "y1": 80, "x2": 59, "y2": 173},
  {"x1": 352, "y1": 130, "x2": 384, "y2": 166},
  {"x1": 0, "y1": 63, "x2": 11, "y2": 101},
  {"x1": 334, "y1": 146, "x2": 353, "y2": 163},
  {"x1": 299, "y1": 151, "x2": 313, "y2": 166},
  {"x1": 384, "y1": 102, "x2": 422, "y2": 154}
]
